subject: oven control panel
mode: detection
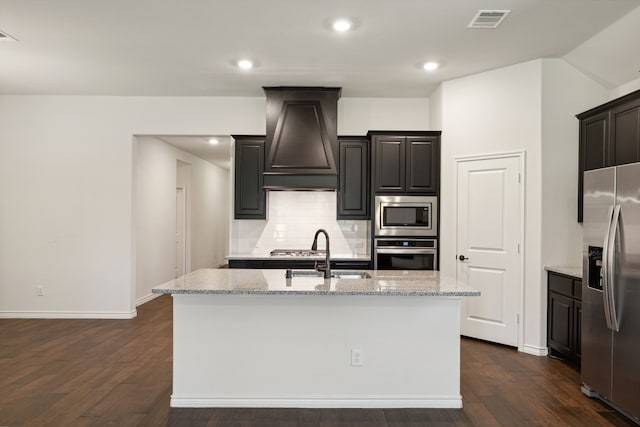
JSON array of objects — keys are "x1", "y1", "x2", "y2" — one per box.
[{"x1": 375, "y1": 239, "x2": 437, "y2": 249}]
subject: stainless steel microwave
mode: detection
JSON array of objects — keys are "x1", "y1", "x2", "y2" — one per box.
[{"x1": 374, "y1": 195, "x2": 438, "y2": 237}]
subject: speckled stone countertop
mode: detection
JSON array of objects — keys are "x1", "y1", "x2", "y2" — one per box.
[
  {"x1": 152, "y1": 269, "x2": 480, "y2": 296},
  {"x1": 545, "y1": 266, "x2": 583, "y2": 279}
]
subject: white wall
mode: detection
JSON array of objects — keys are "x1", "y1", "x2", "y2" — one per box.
[
  {"x1": 436, "y1": 59, "x2": 613, "y2": 353},
  {"x1": 338, "y1": 98, "x2": 429, "y2": 134},
  {"x1": 0, "y1": 95, "x2": 428, "y2": 317},
  {"x1": 539, "y1": 59, "x2": 610, "y2": 348},
  {"x1": 540, "y1": 60, "x2": 609, "y2": 266},
  {"x1": 439, "y1": 60, "x2": 543, "y2": 352},
  {"x1": 609, "y1": 75, "x2": 640, "y2": 100},
  {"x1": 135, "y1": 136, "x2": 229, "y2": 305},
  {"x1": 428, "y1": 85, "x2": 443, "y2": 130},
  {"x1": 0, "y1": 96, "x2": 264, "y2": 318}
]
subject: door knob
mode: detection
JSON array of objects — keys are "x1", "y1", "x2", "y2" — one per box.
[{"x1": 458, "y1": 255, "x2": 469, "y2": 261}]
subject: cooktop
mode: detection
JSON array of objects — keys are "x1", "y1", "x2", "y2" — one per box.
[{"x1": 269, "y1": 249, "x2": 326, "y2": 257}]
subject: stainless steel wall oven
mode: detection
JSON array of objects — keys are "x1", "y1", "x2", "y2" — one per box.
[{"x1": 374, "y1": 238, "x2": 437, "y2": 270}]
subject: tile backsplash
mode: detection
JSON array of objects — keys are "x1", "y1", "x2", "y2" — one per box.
[{"x1": 231, "y1": 191, "x2": 370, "y2": 256}]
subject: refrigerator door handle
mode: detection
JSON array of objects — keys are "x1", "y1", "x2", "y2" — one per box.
[
  {"x1": 607, "y1": 204, "x2": 621, "y2": 332},
  {"x1": 602, "y1": 206, "x2": 614, "y2": 330}
]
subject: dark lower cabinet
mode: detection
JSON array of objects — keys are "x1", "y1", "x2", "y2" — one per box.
[
  {"x1": 233, "y1": 136, "x2": 266, "y2": 219},
  {"x1": 547, "y1": 271, "x2": 582, "y2": 364},
  {"x1": 577, "y1": 89, "x2": 640, "y2": 222},
  {"x1": 338, "y1": 137, "x2": 370, "y2": 219},
  {"x1": 229, "y1": 259, "x2": 372, "y2": 270},
  {"x1": 574, "y1": 300, "x2": 582, "y2": 360}
]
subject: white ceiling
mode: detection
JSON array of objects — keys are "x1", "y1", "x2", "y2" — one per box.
[
  {"x1": 1, "y1": 0, "x2": 639, "y2": 98},
  {"x1": 156, "y1": 135, "x2": 231, "y2": 169}
]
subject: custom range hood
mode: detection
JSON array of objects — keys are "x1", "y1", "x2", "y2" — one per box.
[{"x1": 263, "y1": 86, "x2": 342, "y2": 190}]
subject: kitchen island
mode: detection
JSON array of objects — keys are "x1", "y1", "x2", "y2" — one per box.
[{"x1": 153, "y1": 269, "x2": 479, "y2": 409}]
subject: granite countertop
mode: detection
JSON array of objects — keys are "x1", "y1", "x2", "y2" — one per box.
[
  {"x1": 226, "y1": 253, "x2": 371, "y2": 261},
  {"x1": 545, "y1": 266, "x2": 583, "y2": 279},
  {"x1": 152, "y1": 269, "x2": 480, "y2": 297}
]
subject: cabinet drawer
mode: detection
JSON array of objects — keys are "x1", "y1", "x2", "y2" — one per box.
[
  {"x1": 548, "y1": 273, "x2": 573, "y2": 298},
  {"x1": 573, "y1": 279, "x2": 582, "y2": 300}
]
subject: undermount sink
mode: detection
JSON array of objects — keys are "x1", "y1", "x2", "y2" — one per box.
[{"x1": 285, "y1": 270, "x2": 371, "y2": 279}]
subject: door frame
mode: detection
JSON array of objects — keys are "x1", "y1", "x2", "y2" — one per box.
[
  {"x1": 176, "y1": 186, "x2": 187, "y2": 278},
  {"x1": 453, "y1": 150, "x2": 526, "y2": 352}
]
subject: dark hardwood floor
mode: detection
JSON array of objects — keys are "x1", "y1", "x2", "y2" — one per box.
[{"x1": 0, "y1": 295, "x2": 634, "y2": 426}]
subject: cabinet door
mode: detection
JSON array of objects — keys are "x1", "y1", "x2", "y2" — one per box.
[
  {"x1": 611, "y1": 100, "x2": 640, "y2": 166},
  {"x1": 234, "y1": 138, "x2": 266, "y2": 219},
  {"x1": 574, "y1": 300, "x2": 582, "y2": 360},
  {"x1": 578, "y1": 111, "x2": 610, "y2": 222},
  {"x1": 582, "y1": 112, "x2": 611, "y2": 170},
  {"x1": 548, "y1": 291, "x2": 573, "y2": 357},
  {"x1": 338, "y1": 138, "x2": 370, "y2": 219},
  {"x1": 374, "y1": 136, "x2": 405, "y2": 193},
  {"x1": 406, "y1": 136, "x2": 439, "y2": 193}
]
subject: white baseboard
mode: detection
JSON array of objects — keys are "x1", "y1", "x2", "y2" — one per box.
[
  {"x1": 522, "y1": 344, "x2": 548, "y2": 356},
  {"x1": 136, "y1": 292, "x2": 161, "y2": 307},
  {"x1": 170, "y1": 395, "x2": 463, "y2": 409},
  {"x1": 0, "y1": 310, "x2": 137, "y2": 319}
]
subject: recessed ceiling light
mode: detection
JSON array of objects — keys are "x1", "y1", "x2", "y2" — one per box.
[
  {"x1": 423, "y1": 62, "x2": 439, "y2": 71},
  {"x1": 332, "y1": 18, "x2": 353, "y2": 32},
  {"x1": 236, "y1": 59, "x2": 253, "y2": 70},
  {"x1": 208, "y1": 138, "x2": 219, "y2": 145}
]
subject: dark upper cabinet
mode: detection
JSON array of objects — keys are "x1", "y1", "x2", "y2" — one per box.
[
  {"x1": 578, "y1": 111, "x2": 610, "y2": 222},
  {"x1": 338, "y1": 137, "x2": 370, "y2": 219},
  {"x1": 406, "y1": 136, "x2": 439, "y2": 193},
  {"x1": 369, "y1": 131, "x2": 441, "y2": 195},
  {"x1": 581, "y1": 112, "x2": 610, "y2": 171},
  {"x1": 373, "y1": 136, "x2": 405, "y2": 192},
  {"x1": 233, "y1": 136, "x2": 266, "y2": 219},
  {"x1": 611, "y1": 99, "x2": 640, "y2": 166},
  {"x1": 577, "y1": 89, "x2": 640, "y2": 222}
]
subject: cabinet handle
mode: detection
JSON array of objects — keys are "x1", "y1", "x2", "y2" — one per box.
[{"x1": 458, "y1": 255, "x2": 469, "y2": 261}]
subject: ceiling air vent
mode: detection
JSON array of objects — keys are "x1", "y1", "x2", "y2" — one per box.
[
  {"x1": 0, "y1": 29, "x2": 18, "y2": 42},
  {"x1": 467, "y1": 10, "x2": 510, "y2": 29}
]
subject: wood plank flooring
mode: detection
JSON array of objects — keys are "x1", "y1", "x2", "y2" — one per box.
[{"x1": 0, "y1": 294, "x2": 634, "y2": 426}]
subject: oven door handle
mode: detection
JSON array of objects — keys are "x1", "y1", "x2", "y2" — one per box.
[{"x1": 375, "y1": 249, "x2": 437, "y2": 255}]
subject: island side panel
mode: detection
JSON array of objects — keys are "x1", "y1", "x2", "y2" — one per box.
[{"x1": 171, "y1": 294, "x2": 462, "y2": 408}]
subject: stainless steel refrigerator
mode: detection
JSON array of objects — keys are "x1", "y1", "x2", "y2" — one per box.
[{"x1": 583, "y1": 162, "x2": 640, "y2": 423}]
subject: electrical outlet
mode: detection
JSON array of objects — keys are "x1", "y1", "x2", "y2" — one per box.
[
  {"x1": 36, "y1": 286, "x2": 45, "y2": 296},
  {"x1": 351, "y1": 348, "x2": 364, "y2": 366}
]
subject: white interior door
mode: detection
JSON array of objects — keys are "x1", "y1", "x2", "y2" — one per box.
[
  {"x1": 456, "y1": 154, "x2": 522, "y2": 347},
  {"x1": 176, "y1": 187, "x2": 186, "y2": 278}
]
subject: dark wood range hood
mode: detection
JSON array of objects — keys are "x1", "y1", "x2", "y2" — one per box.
[{"x1": 263, "y1": 86, "x2": 341, "y2": 190}]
